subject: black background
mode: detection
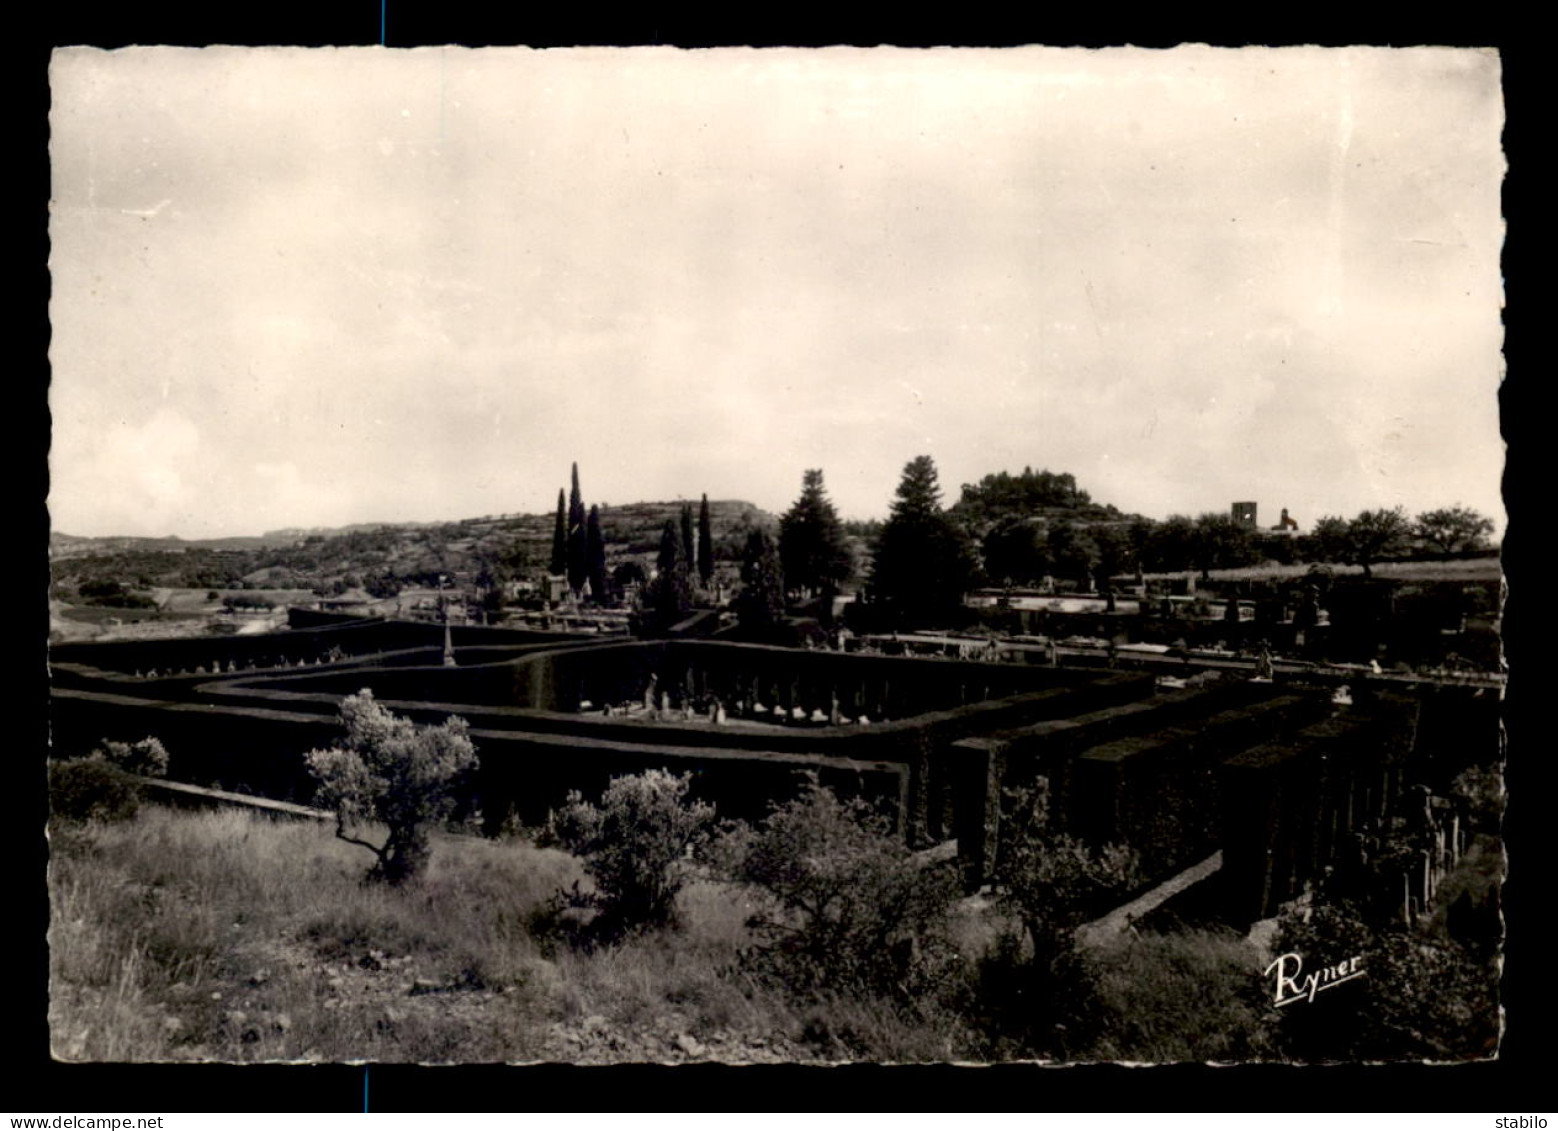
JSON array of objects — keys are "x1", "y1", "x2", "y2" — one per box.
[{"x1": 20, "y1": 7, "x2": 1539, "y2": 1114}]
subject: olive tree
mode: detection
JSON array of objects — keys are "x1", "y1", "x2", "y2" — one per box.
[
  {"x1": 1415, "y1": 505, "x2": 1496, "y2": 556},
  {"x1": 996, "y1": 787, "x2": 1139, "y2": 960},
  {"x1": 547, "y1": 769, "x2": 717, "y2": 936},
  {"x1": 94, "y1": 736, "x2": 170, "y2": 778},
  {"x1": 305, "y1": 689, "x2": 477, "y2": 885},
  {"x1": 1314, "y1": 507, "x2": 1413, "y2": 577},
  {"x1": 1345, "y1": 507, "x2": 1413, "y2": 577},
  {"x1": 723, "y1": 773, "x2": 962, "y2": 998},
  {"x1": 983, "y1": 784, "x2": 1140, "y2": 1055}
]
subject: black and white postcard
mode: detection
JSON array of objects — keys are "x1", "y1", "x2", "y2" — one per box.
[{"x1": 46, "y1": 45, "x2": 1506, "y2": 1070}]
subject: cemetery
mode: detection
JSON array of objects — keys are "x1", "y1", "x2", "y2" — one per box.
[
  {"x1": 49, "y1": 603, "x2": 1498, "y2": 931},
  {"x1": 45, "y1": 465, "x2": 1504, "y2": 1064}
]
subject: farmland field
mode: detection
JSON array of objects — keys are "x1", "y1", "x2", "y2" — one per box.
[
  {"x1": 55, "y1": 604, "x2": 182, "y2": 625},
  {"x1": 1148, "y1": 557, "x2": 1502, "y2": 585},
  {"x1": 153, "y1": 588, "x2": 320, "y2": 612}
]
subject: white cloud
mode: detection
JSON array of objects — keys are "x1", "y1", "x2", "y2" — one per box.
[
  {"x1": 49, "y1": 46, "x2": 1505, "y2": 535},
  {"x1": 50, "y1": 407, "x2": 204, "y2": 536}
]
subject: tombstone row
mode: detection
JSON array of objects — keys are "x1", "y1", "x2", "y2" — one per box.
[{"x1": 132, "y1": 650, "x2": 352, "y2": 679}]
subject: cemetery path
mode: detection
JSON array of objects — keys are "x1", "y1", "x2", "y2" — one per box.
[{"x1": 1076, "y1": 851, "x2": 1223, "y2": 948}]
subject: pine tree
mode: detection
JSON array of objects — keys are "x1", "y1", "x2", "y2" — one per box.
[
  {"x1": 567, "y1": 463, "x2": 587, "y2": 595},
  {"x1": 891, "y1": 455, "x2": 943, "y2": 520},
  {"x1": 779, "y1": 468, "x2": 853, "y2": 601},
  {"x1": 869, "y1": 455, "x2": 978, "y2": 629},
  {"x1": 550, "y1": 488, "x2": 567, "y2": 577},
  {"x1": 698, "y1": 494, "x2": 715, "y2": 587},
  {"x1": 586, "y1": 505, "x2": 608, "y2": 604}
]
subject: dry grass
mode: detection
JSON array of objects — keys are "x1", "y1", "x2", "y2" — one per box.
[
  {"x1": 1075, "y1": 928, "x2": 1283, "y2": 1063},
  {"x1": 533, "y1": 874, "x2": 981, "y2": 1063},
  {"x1": 48, "y1": 808, "x2": 577, "y2": 1062},
  {"x1": 56, "y1": 806, "x2": 1310, "y2": 1065},
  {"x1": 47, "y1": 807, "x2": 976, "y2": 1064}
]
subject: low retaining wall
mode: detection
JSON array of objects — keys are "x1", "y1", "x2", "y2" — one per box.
[
  {"x1": 51, "y1": 687, "x2": 346, "y2": 803},
  {"x1": 472, "y1": 727, "x2": 911, "y2": 833},
  {"x1": 133, "y1": 775, "x2": 332, "y2": 821},
  {"x1": 48, "y1": 614, "x2": 596, "y2": 677}
]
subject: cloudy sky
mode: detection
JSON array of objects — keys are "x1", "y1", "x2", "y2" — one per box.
[{"x1": 49, "y1": 45, "x2": 1504, "y2": 538}]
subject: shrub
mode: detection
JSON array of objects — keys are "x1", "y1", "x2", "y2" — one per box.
[
  {"x1": 722, "y1": 774, "x2": 963, "y2": 1000},
  {"x1": 995, "y1": 786, "x2": 1140, "y2": 958},
  {"x1": 305, "y1": 690, "x2": 477, "y2": 885},
  {"x1": 1450, "y1": 763, "x2": 1503, "y2": 833},
  {"x1": 94, "y1": 737, "x2": 170, "y2": 779},
  {"x1": 1271, "y1": 898, "x2": 1500, "y2": 1062},
  {"x1": 978, "y1": 784, "x2": 1140, "y2": 1056},
  {"x1": 545, "y1": 769, "x2": 717, "y2": 939},
  {"x1": 50, "y1": 758, "x2": 142, "y2": 822}
]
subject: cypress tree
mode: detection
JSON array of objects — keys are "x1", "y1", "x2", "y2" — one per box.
[
  {"x1": 657, "y1": 518, "x2": 680, "y2": 578},
  {"x1": 697, "y1": 494, "x2": 714, "y2": 587},
  {"x1": 586, "y1": 505, "x2": 608, "y2": 604},
  {"x1": 550, "y1": 488, "x2": 567, "y2": 576},
  {"x1": 735, "y1": 527, "x2": 786, "y2": 637},
  {"x1": 680, "y1": 503, "x2": 696, "y2": 581},
  {"x1": 567, "y1": 463, "x2": 587, "y2": 594},
  {"x1": 653, "y1": 519, "x2": 693, "y2": 627}
]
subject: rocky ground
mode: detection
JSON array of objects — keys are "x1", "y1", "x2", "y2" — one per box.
[{"x1": 53, "y1": 922, "x2": 821, "y2": 1066}]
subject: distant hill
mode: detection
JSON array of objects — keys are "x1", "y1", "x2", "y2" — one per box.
[
  {"x1": 260, "y1": 522, "x2": 439, "y2": 541},
  {"x1": 49, "y1": 531, "x2": 299, "y2": 558},
  {"x1": 598, "y1": 499, "x2": 771, "y2": 556},
  {"x1": 49, "y1": 501, "x2": 776, "y2": 596}
]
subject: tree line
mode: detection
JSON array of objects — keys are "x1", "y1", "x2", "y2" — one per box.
[
  {"x1": 63, "y1": 457, "x2": 1490, "y2": 636},
  {"x1": 726, "y1": 457, "x2": 1498, "y2": 636}
]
